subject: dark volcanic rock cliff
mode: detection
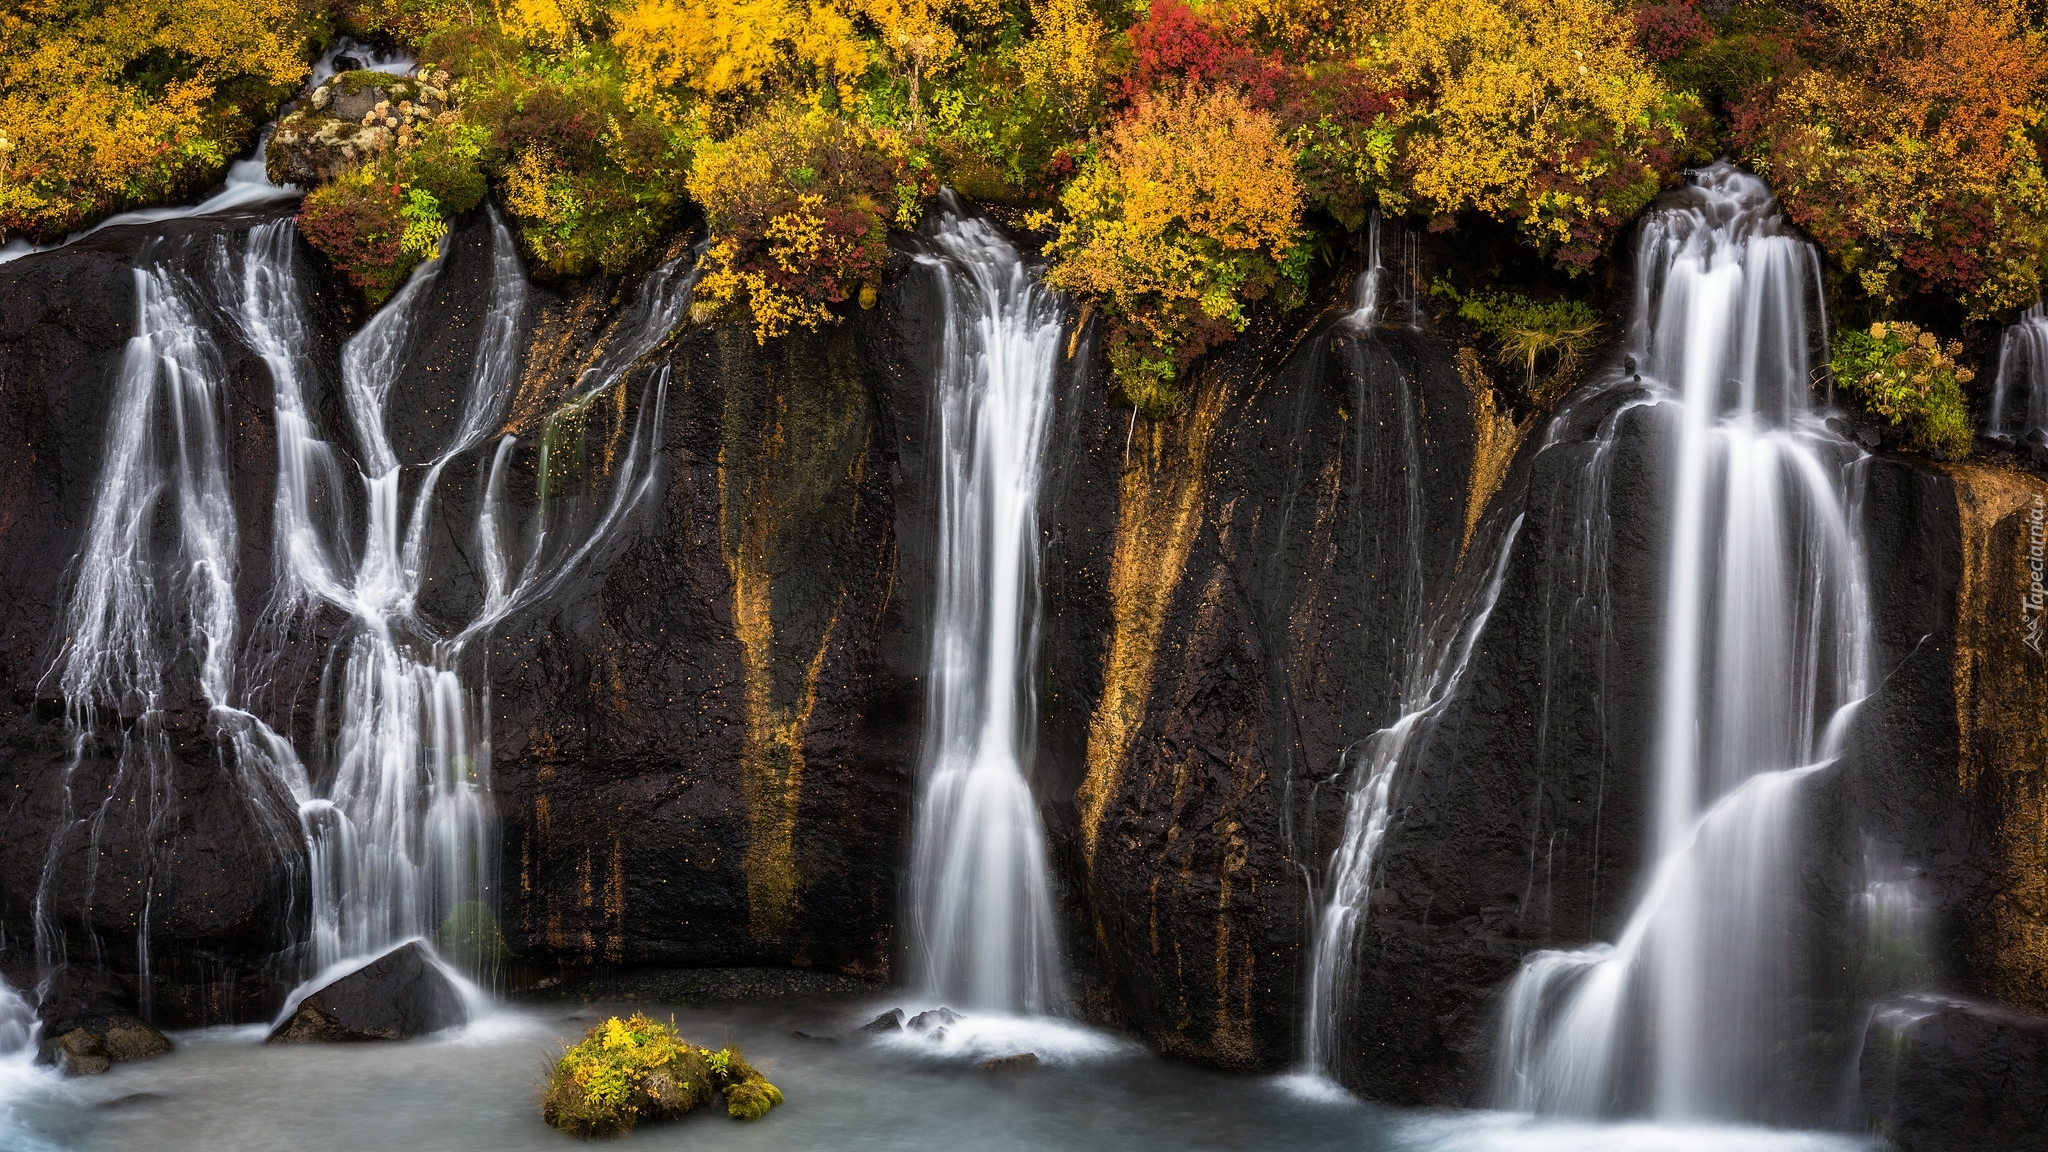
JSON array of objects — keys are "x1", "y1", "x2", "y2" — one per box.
[{"x1": 2, "y1": 199, "x2": 2047, "y2": 1146}]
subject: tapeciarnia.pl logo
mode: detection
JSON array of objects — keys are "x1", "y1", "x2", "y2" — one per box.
[{"x1": 2026, "y1": 495, "x2": 2046, "y2": 655}]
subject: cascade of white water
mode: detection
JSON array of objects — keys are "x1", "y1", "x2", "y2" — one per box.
[
  {"x1": 0, "y1": 977, "x2": 32, "y2": 1057},
  {"x1": 1988, "y1": 302, "x2": 2048, "y2": 443},
  {"x1": 0, "y1": 973, "x2": 38, "y2": 1150},
  {"x1": 31, "y1": 251, "x2": 252, "y2": 1014},
  {"x1": 1493, "y1": 163, "x2": 1873, "y2": 1121},
  {"x1": 27, "y1": 210, "x2": 684, "y2": 1024},
  {"x1": 231, "y1": 217, "x2": 685, "y2": 987},
  {"x1": 904, "y1": 201, "x2": 1066, "y2": 1015}
]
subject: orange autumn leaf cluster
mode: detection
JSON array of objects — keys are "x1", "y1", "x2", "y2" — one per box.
[
  {"x1": 1742, "y1": 0, "x2": 2048, "y2": 318},
  {"x1": 1035, "y1": 85, "x2": 1305, "y2": 412}
]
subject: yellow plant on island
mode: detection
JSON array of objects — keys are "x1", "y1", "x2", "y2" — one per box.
[{"x1": 542, "y1": 1013, "x2": 783, "y2": 1136}]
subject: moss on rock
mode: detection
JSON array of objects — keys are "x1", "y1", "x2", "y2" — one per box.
[{"x1": 541, "y1": 1014, "x2": 783, "y2": 1137}]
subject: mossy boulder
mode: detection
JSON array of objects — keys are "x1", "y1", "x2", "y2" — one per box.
[
  {"x1": 36, "y1": 1014, "x2": 172, "y2": 1076},
  {"x1": 541, "y1": 1015, "x2": 784, "y2": 1137},
  {"x1": 268, "y1": 67, "x2": 459, "y2": 187}
]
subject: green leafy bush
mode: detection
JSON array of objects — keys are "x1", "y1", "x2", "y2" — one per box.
[
  {"x1": 1432, "y1": 280, "x2": 1601, "y2": 403},
  {"x1": 1830, "y1": 320, "x2": 1974, "y2": 459},
  {"x1": 430, "y1": 28, "x2": 696, "y2": 279},
  {"x1": 541, "y1": 1014, "x2": 783, "y2": 1138}
]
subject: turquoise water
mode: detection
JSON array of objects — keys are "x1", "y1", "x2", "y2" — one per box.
[{"x1": 0, "y1": 999, "x2": 1877, "y2": 1152}]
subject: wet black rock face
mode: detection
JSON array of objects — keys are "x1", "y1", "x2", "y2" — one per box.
[
  {"x1": 0, "y1": 213, "x2": 332, "y2": 1029},
  {"x1": 1860, "y1": 995, "x2": 2048, "y2": 1152},
  {"x1": 0, "y1": 199, "x2": 2043, "y2": 1148}
]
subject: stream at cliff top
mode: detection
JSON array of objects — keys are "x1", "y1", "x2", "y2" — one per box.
[{"x1": 0, "y1": 997, "x2": 1876, "y2": 1152}]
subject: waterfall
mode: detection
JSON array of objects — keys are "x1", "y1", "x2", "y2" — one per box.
[
  {"x1": 30, "y1": 244, "x2": 268, "y2": 1016},
  {"x1": 232, "y1": 213, "x2": 686, "y2": 988},
  {"x1": 0, "y1": 974, "x2": 41, "y2": 1152},
  {"x1": 1299, "y1": 513, "x2": 1525, "y2": 1078},
  {"x1": 32, "y1": 209, "x2": 685, "y2": 1022},
  {"x1": 0, "y1": 977, "x2": 35, "y2": 1058},
  {"x1": 1988, "y1": 303, "x2": 2048, "y2": 443},
  {"x1": 904, "y1": 201, "x2": 1065, "y2": 1015},
  {"x1": 1296, "y1": 212, "x2": 1507, "y2": 1080},
  {"x1": 1493, "y1": 163, "x2": 1873, "y2": 1120}
]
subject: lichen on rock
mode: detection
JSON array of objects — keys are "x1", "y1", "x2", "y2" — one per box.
[
  {"x1": 541, "y1": 1014, "x2": 783, "y2": 1137},
  {"x1": 268, "y1": 68, "x2": 459, "y2": 187}
]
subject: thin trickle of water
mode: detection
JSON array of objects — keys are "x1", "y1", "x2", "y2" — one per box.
[
  {"x1": 1493, "y1": 163, "x2": 1873, "y2": 1121},
  {"x1": 1989, "y1": 303, "x2": 2048, "y2": 444},
  {"x1": 1296, "y1": 212, "x2": 1474, "y2": 1081},
  {"x1": 1299, "y1": 512, "x2": 1524, "y2": 1078},
  {"x1": 905, "y1": 200, "x2": 1066, "y2": 1015}
]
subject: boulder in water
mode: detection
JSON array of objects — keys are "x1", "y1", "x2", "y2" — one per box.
[
  {"x1": 267, "y1": 942, "x2": 466, "y2": 1043},
  {"x1": 980, "y1": 1052, "x2": 1039, "y2": 1070},
  {"x1": 859, "y1": 1008, "x2": 904, "y2": 1033},
  {"x1": 907, "y1": 1007, "x2": 959, "y2": 1033},
  {"x1": 1860, "y1": 995, "x2": 2048, "y2": 1152},
  {"x1": 37, "y1": 1015, "x2": 172, "y2": 1075},
  {"x1": 42, "y1": 1029, "x2": 109, "y2": 1076}
]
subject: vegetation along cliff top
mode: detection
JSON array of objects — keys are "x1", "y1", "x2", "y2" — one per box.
[{"x1": 2, "y1": 0, "x2": 2043, "y2": 442}]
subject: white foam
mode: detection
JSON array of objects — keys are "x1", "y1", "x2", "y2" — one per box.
[
  {"x1": 860, "y1": 1004, "x2": 1133, "y2": 1065},
  {"x1": 1269, "y1": 1071, "x2": 1357, "y2": 1104},
  {"x1": 1399, "y1": 1110, "x2": 1877, "y2": 1152}
]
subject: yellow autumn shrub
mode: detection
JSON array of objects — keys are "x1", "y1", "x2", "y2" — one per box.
[
  {"x1": 1363, "y1": 0, "x2": 1704, "y2": 268},
  {"x1": 0, "y1": 0, "x2": 318, "y2": 242},
  {"x1": 1035, "y1": 85, "x2": 1305, "y2": 413},
  {"x1": 688, "y1": 104, "x2": 927, "y2": 340},
  {"x1": 611, "y1": 0, "x2": 870, "y2": 110}
]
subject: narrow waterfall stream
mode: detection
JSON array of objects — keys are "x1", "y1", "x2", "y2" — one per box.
[
  {"x1": 1989, "y1": 302, "x2": 2048, "y2": 444},
  {"x1": 31, "y1": 242, "x2": 268, "y2": 1016},
  {"x1": 902, "y1": 202, "x2": 1068, "y2": 1027},
  {"x1": 1295, "y1": 213, "x2": 1524, "y2": 1084},
  {"x1": 1493, "y1": 164, "x2": 1873, "y2": 1120}
]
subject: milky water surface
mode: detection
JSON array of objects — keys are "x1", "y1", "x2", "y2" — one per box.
[{"x1": 0, "y1": 997, "x2": 1877, "y2": 1152}]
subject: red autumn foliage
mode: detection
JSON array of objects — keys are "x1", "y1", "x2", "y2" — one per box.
[
  {"x1": 1117, "y1": 0, "x2": 1290, "y2": 106},
  {"x1": 297, "y1": 176, "x2": 412, "y2": 302},
  {"x1": 1634, "y1": 0, "x2": 1712, "y2": 64}
]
